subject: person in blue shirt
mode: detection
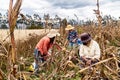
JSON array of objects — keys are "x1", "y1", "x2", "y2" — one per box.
[{"x1": 65, "y1": 25, "x2": 82, "y2": 49}]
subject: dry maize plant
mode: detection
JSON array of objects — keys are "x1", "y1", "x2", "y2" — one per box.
[{"x1": 8, "y1": 0, "x2": 22, "y2": 79}]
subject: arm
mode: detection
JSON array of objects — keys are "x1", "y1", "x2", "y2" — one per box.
[
  {"x1": 72, "y1": 30, "x2": 78, "y2": 42},
  {"x1": 75, "y1": 30, "x2": 78, "y2": 39},
  {"x1": 53, "y1": 43, "x2": 62, "y2": 50}
]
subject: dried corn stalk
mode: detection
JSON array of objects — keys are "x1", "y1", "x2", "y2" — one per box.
[
  {"x1": 93, "y1": 0, "x2": 102, "y2": 27},
  {"x1": 8, "y1": 0, "x2": 22, "y2": 64},
  {"x1": 8, "y1": 0, "x2": 22, "y2": 77}
]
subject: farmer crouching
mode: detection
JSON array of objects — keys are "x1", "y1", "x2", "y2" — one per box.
[
  {"x1": 79, "y1": 33, "x2": 100, "y2": 66},
  {"x1": 33, "y1": 30, "x2": 60, "y2": 72}
]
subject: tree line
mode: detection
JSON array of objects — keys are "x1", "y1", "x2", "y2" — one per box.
[{"x1": 0, "y1": 12, "x2": 120, "y2": 29}]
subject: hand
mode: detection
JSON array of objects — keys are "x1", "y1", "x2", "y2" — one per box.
[
  {"x1": 72, "y1": 39, "x2": 76, "y2": 42},
  {"x1": 91, "y1": 58, "x2": 95, "y2": 61},
  {"x1": 48, "y1": 52, "x2": 51, "y2": 56},
  {"x1": 86, "y1": 60, "x2": 91, "y2": 65},
  {"x1": 82, "y1": 56, "x2": 87, "y2": 61},
  {"x1": 91, "y1": 58, "x2": 99, "y2": 62},
  {"x1": 43, "y1": 55, "x2": 49, "y2": 60}
]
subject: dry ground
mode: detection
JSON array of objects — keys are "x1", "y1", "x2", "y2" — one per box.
[{"x1": 0, "y1": 29, "x2": 50, "y2": 42}]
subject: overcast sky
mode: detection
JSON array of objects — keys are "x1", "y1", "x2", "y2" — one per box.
[{"x1": 0, "y1": 0, "x2": 120, "y2": 20}]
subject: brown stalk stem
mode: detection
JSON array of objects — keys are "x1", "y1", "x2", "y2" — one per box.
[{"x1": 76, "y1": 57, "x2": 114, "y2": 74}]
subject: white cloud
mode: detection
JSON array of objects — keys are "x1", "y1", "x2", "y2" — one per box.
[
  {"x1": 22, "y1": 0, "x2": 51, "y2": 9},
  {"x1": 0, "y1": 0, "x2": 9, "y2": 14},
  {"x1": 100, "y1": 0, "x2": 120, "y2": 19},
  {"x1": 0, "y1": 0, "x2": 120, "y2": 20},
  {"x1": 0, "y1": 0, "x2": 9, "y2": 9}
]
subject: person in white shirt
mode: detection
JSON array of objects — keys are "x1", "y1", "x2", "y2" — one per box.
[{"x1": 79, "y1": 33, "x2": 100, "y2": 66}]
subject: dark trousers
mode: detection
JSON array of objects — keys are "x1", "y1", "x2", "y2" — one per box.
[
  {"x1": 33, "y1": 48, "x2": 45, "y2": 70},
  {"x1": 34, "y1": 48, "x2": 45, "y2": 62}
]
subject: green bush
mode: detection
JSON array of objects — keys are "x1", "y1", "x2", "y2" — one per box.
[
  {"x1": 26, "y1": 24, "x2": 43, "y2": 29},
  {"x1": 0, "y1": 24, "x2": 8, "y2": 29}
]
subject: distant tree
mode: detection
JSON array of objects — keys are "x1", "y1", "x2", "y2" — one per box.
[
  {"x1": 55, "y1": 15, "x2": 61, "y2": 21},
  {"x1": 0, "y1": 24, "x2": 8, "y2": 29},
  {"x1": 0, "y1": 13, "x2": 2, "y2": 19},
  {"x1": 26, "y1": 14, "x2": 32, "y2": 20},
  {"x1": 68, "y1": 19, "x2": 78, "y2": 26},
  {"x1": 19, "y1": 13, "x2": 32, "y2": 28},
  {"x1": 0, "y1": 13, "x2": 2, "y2": 16},
  {"x1": 26, "y1": 24, "x2": 43, "y2": 29},
  {"x1": 33, "y1": 14, "x2": 41, "y2": 21},
  {"x1": 33, "y1": 14, "x2": 42, "y2": 27},
  {"x1": 61, "y1": 18, "x2": 67, "y2": 36},
  {"x1": 0, "y1": 13, "x2": 2, "y2": 24},
  {"x1": 26, "y1": 14, "x2": 33, "y2": 25},
  {"x1": 102, "y1": 15, "x2": 117, "y2": 27},
  {"x1": 17, "y1": 19, "x2": 23, "y2": 24},
  {"x1": 44, "y1": 13, "x2": 50, "y2": 32},
  {"x1": 53, "y1": 14, "x2": 62, "y2": 31}
]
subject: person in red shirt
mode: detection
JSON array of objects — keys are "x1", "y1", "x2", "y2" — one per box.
[{"x1": 33, "y1": 30, "x2": 60, "y2": 72}]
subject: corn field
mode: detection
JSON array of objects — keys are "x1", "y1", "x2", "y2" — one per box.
[
  {"x1": 0, "y1": 26, "x2": 120, "y2": 80},
  {"x1": 0, "y1": 0, "x2": 120, "y2": 80}
]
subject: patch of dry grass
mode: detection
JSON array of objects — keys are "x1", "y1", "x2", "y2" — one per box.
[{"x1": 0, "y1": 29, "x2": 50, "y2": 43}]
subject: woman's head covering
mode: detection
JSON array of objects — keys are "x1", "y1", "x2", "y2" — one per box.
[
  {"x1": 65, "y1": 25, "x2": 75, "y2": 30},
  {"x1": 47, "y1": 29, "x2": 60, "y2": 38},
  {"x1": 80, "y1": 33, "x2": 91, "y2": 43}
]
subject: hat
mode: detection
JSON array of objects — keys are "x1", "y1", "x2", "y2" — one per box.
[
  {"x1": 65, "y1": 25, "x2": 75, "y2": 30},
  {"x1": 80, "y1": 33, "x2": 91, "y2": 43},
  {"x1": 47, "y1": 29, "x2": 60, "y2": 38}
]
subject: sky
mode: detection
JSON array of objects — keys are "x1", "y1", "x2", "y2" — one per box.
[{"x1": 0, "y1": 0, "x2": 120, "y2": 20}]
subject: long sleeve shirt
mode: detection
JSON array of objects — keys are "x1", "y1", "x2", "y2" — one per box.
[
  {"x1": 79, "y1": 40, "x2": 100, "y2": 60},
  {"x1": 36, "y1": 36, "x2": 52, "y2": 56},
  {"x1": 67, "y1": 30, "x2": 78, "y2": 43}
]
